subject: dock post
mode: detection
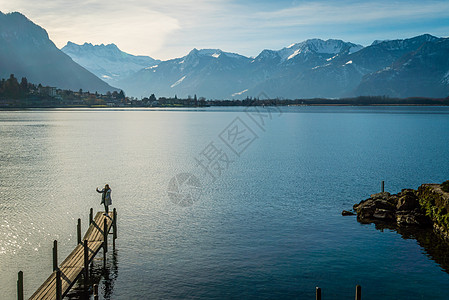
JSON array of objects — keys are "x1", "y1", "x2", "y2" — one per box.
[
  {"x1": 113, "y1": 208, "x2": 117, "y2": 247},
  {"x1": 103, "y1": 218, "x2": 108, "y2": 264},
  {"x1": 84, "y1": 240, "x2": 89, "y2": 281},
  {"x1": 103, "y1": 218, "x2": 108, "y2": 253},
  {"x1": 53, "y1": 240, "x2": 58, "y2": 271},
  {"x1": 355, "y1": 285, "x2": 361, "y2": 300},
  {"x1": 77, "y1": 218, "x2": 82, "y2": 244},
  {"x1": 56, "y1": 268, "x2": 62, "y2": 300},
  {"x1": 17, "y1": 271, "x2": 23, "y2": 300},
  {"x1": 316, "y1": 287, "x2": 321, "y2": 300},
  {"x1": 381, "y1": 181, "x2": 385, "y2": 193},
  {"x1": 89, "y1": 208, "x2": 93, "y2": 225},
  {"x1": 93, "y1": 284, "x2": 99, "y2": 300}
]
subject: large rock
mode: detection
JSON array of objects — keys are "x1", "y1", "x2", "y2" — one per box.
[
  {"x1": 396, "y1": 210, "x2": 430, "y2": 226},
  {"x1": 354, "y1": 199, "x2": 375, "y2": 218},
  {"x1": 396, "y1": 194, "x2": 419, "y2": 211},
  {"x1": 373, "y1": 208, "x2": 395, "y2": 220},
  {"x1": 354, "y1": 192, "x2": 396, "y2": 222}
]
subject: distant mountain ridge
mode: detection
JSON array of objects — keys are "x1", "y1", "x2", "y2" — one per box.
[
  {"x1": 355, "y1": 36, "x2": 449, "y2": 98},
  {"x1": 113, "y1": 39, "x2": 365, "y2": 98},
  {"x1": 109, "y1": 35, "x2": 449, "y2": 99},
  {"x1": 61, "y1": 42, "x2": 160, "y2": 85},
  {"x1": 248, "y1": 34, "x2": 448, "y2": 99},
  {"x1": 0, "y1": 11, "x2": 117, "y2": 94}
]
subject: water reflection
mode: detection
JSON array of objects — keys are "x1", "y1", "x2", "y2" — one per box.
[
  {"x1": 370, "y1": 222, "x2": 449, "y2": 274},
  {"x1": 66, "y1": 248, "x2": 118, "y2": 299}
]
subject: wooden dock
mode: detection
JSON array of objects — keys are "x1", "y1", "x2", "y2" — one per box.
[{"x1": 20, "y1": 209, "x2": 117, "y2": 300}]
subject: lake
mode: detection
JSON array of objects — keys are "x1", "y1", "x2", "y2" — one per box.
[{"x1": 1, "y1": 106, "x2": 449, "y2": 299}]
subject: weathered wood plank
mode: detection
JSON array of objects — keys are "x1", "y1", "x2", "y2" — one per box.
[{"x1": 29, "y1": 211, "x2": 114, "y2": 300}]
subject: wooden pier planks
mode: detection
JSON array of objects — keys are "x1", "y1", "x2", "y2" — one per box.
[{"x1": 29, "y1": 212, "x2": 114, "y2": 300}]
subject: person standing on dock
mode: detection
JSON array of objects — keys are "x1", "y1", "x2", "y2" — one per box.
[{"x1": 96, "y1": 184, "x2": 112, "y2": 216}]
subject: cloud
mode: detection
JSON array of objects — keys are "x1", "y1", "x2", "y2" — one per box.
[
  {"x1": 2, "y1": 0, "x2": 225, "y2": 57},
  {"x1": 254, "y1": 1, "x2": 449, "y2": 27}
]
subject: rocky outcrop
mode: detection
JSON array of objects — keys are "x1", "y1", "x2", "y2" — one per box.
[
  {"x1": 350, "y1": 183, "x2": 449, "y2": 240},
  {"x1": 352, "y1": 189, "x2": 431, "y2": 226}
]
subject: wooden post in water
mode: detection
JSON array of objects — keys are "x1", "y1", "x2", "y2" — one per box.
[
  {"x1": 93, "y1": 284, "x2": 99, "y2": 300},
  {"x1": 103, "y1": 218, "x2": 108, "y2": 253},
  {"x1": 89, "y1": 208, "x2": 93, "y2": 225},
  {"x1": 17, "y1": 271, "x2": 23, "y2": 300},
  {"x1": 53, "y1": 240, "x2": 58, "y2": 271},
  {"x1": 77, "y1": 218, "x2": 82, "y2": 245},
  {"x1": 381, "y1": 181, "x2": 385, "y2": 193},
  {"x1": 316, "y1": 287, "x2": 321, "y2": 300},
  {"x1": 113, "y1": 208, "x2": 117, "y2": 247},
  {"x1": 84, "y1": 240, "x2": 89, "y2": 281},
  {"x1": 103, "y1": 218, "x2": 108, "y2": 263},
  {"x1": 56, "y1": 268, "x2": 62, "y2": 300},
  {"x1": 355, "y1": 285, "x2": 361, "y2": 300}
]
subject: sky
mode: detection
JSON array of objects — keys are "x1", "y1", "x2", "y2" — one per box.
[{"x1": 2, "y1": 0, "x2": 449, "y2": 60}]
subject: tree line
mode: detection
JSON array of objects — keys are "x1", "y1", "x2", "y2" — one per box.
[{"x1": 1, "y1": 74, "x2": 448, "y2": 108}]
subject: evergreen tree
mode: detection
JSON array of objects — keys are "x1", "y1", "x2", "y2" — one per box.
[
  {"x1": 20, "y1": 77, "x2": 28, "y2": 93},
  {"x1": 4, "y1": 74, "x2": 20, "y2": 99}
]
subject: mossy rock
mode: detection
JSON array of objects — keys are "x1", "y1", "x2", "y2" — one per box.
[{"x1": 442, "y1": 180, "x2": 449, "y2": 193}]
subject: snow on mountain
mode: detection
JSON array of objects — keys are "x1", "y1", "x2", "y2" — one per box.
[
  {"x1": 187, "y1": 48, "x2": 248, "y2": 60},
  {"x1": 368, "y1": 34, "x2": 439, "y2": 51},
  {"x1": 62, "y1": 42, "x2": 160, "y2": 85},
  {"x1": 252, "y1": 50, "x2": 281, "y2": 63},
  {"x1": 170, "y1": 75, "x2": 186, "y2": 88},
  {"x1": 231, "y1": 89, "x2": 248, "y2": 96},
  {"x1": 276, "y1": 39, "x2": 363, "y2": 62},
  {"x1": 443, "y1": 70, "x2": 449, "y2": 84}
]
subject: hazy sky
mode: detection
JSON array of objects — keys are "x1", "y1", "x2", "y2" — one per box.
[{"x1": 3, "y1": 0, "x2": 449, "y2": 60}]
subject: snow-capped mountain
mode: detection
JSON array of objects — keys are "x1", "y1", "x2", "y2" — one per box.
[
  {"x1": 116, "y1": 34, "x2": 448, "y2": 99},
  {"x1": 116, "y1": 48, "x2": 253, "y2": 98},
  {"x1": 117, "y1": 39, "x2": 363, "y2": 99},
  {"x1": 356, "y1": 36, "x2": 449, "y2": 98},
  {"x1": 62, "y1": 42, "x2": 160, "y2": 84},
  {"x1": 246, "y1": 34, "x2": 446, "y2": 99},
  {"x1": 277, "y1": 39, "x2": 363, "y2": 62},
  {"x1": 0, "y1": 12, "x2": 117, "y2": 93}
]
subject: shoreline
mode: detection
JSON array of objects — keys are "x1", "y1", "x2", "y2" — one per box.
[{"x1": 1, "y1": 103, "x2": 449, "y2": 110}]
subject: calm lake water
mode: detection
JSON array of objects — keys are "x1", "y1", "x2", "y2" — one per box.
[{"x1": 1, "y1": 106, "x2": 449, "y2": 299}]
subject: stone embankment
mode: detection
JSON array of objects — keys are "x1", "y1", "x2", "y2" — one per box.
[{"x1": 347, "y1": 182, "x2": 449, "y2": 240}]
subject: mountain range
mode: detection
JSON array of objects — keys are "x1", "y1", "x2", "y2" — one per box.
[
  {"x1": 110, "y1": 34, "x2": 448, "y2": 99},
  {"x1": 1, "y1": 11, "x2": 448, "y2": 99},
  {"x1": 0, "y1": 11, "x2": 117, "y2": 94}
]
